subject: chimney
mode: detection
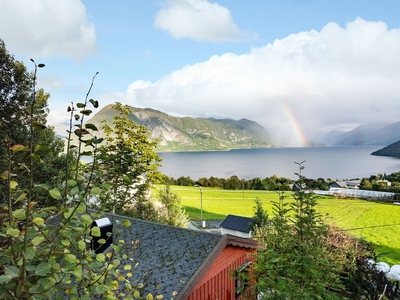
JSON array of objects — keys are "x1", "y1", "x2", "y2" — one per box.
[{"x1": 91, "y1": 217, "x2": 113, "y2": 253}]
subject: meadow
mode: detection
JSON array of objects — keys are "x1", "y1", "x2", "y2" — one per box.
[{"x1": 153, "y1": 185, "x2": 400, "y2": 265}]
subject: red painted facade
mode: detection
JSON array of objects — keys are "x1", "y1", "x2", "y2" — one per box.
[{"x1": 187, "y1": 245, "x2": 254, "y2": 300}]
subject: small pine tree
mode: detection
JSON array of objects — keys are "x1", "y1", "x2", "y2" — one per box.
[
  {"x1": 157, "y1": 183, "x2": 189, "y2": 228},
  {"x1": 249, "y1": 197, "x2": 269, "y2": 231},
  {"x1": 246, "y1": 170, "x2": 343, "y2": 299}
]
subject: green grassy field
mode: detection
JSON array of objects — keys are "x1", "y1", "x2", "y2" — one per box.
[{"x1": 153, "y1": 185, "x2": 400, "y2": 265}]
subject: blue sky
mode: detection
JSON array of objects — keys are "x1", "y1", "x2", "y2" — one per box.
[{"x1": 1, "y1": 0, "x2": 400, "y2": 145}]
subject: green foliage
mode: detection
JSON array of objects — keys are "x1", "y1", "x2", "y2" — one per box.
[
  {"x1": 248, "y1": 180, "x2": 343, "y2": 299},
  {"x1": 250, "y1": 197, "x2": 269, "y2": 231},
  {"x1": 90, "y1": 102, "x2": 163, "y2": 217},
  {"x1": 156, "y1": 183, "x2": 189, "y2": 227},
  {"x1": 0, "y1": 40, "x2": 65, "y2": 207},
  {"x1": 0, "y1": 46, "x2": 159, "y2": 299}
]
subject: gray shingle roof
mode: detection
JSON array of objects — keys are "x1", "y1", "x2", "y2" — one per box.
[
  {"x1": 219, "y1": 214, "x2": 253, "y2": 233},
  {"x1": 48, "y1": 211, "x2": 258, "y2": 299},
  {"x1": 104, "y1": 213, "x2": 223, "y2": 299}
]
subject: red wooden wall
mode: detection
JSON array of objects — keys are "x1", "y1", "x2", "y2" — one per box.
[{"x1": 186, "y1": 245, "x2": 253, "y2": 300}]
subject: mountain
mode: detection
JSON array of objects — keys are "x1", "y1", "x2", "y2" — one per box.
[
  {"x1": 371, "y1": 140, "x2": 400, "y2": 158},
  {"x1": 85, "y1": 105, "x2": 275, "y2": 152},
  {"x1": 320, "y1": 122, "x2": 400, "y2": 146}
]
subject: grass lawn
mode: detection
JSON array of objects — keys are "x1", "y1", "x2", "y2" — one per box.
[{"x1": 153, "y1": 185, "x2": 400, "y2": 265}]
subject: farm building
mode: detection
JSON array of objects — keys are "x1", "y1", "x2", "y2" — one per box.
[
  {"x1": 92, "y1": 212, "x2": 258, "y2": 300},
  {"x1": 325, "y1": 187, "x2": 395, "y2": 200},
  {"x1": 220, "y1": 214, "x2": 253, "y2": 238},
  {"x1": 328, "y1": 180, "x2": 361, "y2": 189}
]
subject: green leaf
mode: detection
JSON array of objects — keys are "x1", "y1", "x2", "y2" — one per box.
[
  {"x1": 32, "y1": 217, "x2": 44, "y2": 225},
  {"x1": 12, "y1": 209, "x2": 26, "y2": 220},
  {"x1": 85, "y1": 123, "x2": 98, "y2": 131},
  {"x1": 63, "y1": 207, "x2": 75, "y2": 219},
  {"x1": 61, "y1": 239, "x2": 70, "y2": 246},
  {"x1": 67, "y1": 106, "x2": 72, "y2": 112},
  {"x1": 64, "y1": 254, "x2": 77, "y2": 263},
  {"x1": 80, "y1": 109, "x2": 92, "y2": 116},
  {"x1": 77, "y1": 240, "x2": 86, "y2": 251},
  {"x1": 123, "y1": 176, "x2": 132, "y2": 185},
  {"x1": 0, "y1": 275, "x2": 12, "y2": 284},
  {"x1": 49, "y1": 188, "x2": 61, "y2": 199},
  {"x1": 26, "y1": 247, "x2": 35, "y2": 259},
  {"x1": 15, "y1": 193, "x2": 27, "y2": 202},
  {"x1": 76, "y1": 204, "x2": 86, "y2": 213},
  {"x1": 34, "y1": 183, "x2": 49, "y2": 190},
  {"x1": 90, "y1": 186, "x2": 101, "y2": 196},
  {"x1": 76, "y1": 103, "x2": 86, "y2": 108},
  {"x1": 31, "y1": 235, "x2": 45, "y2": 246},
  {"x1": 5, "y1": 266, "x2": 19, "y2": 278},
  {"x1": 70, "y1": 186, "x2": 79, "y2": 195},
  {"x1": 146, "y1": 294, "x2": 154, "y2": 300},
  {"x1": 6, "y1": 228, "x2": 20, "y2": 237},
  {"x1": 34, "y1": 145, "x2": 51, "y2": 153},
  {"x1": 96, "y1": 253, "x2": 105, "y2": 262},
  {"x1": 32, "y1": 121, "x2": 46, "y2": 129},
  {"x1": 67, "y1": 179, "x2": 77, "y2": 187},
  {"x1": 122, "y1": 220, "x2": 131, "y2": 227},
  {"x1": 97, "y1": 238, "x2": 106, "y2": 245},
  {"x1": 93, "y1": 285, "x2": 108, "y2": 295},
  {"x1": 74, "y1": 114, "x2": 80, "y2": 121},
  {"x1": 43, "y1": 206, "x2": 57, "y2": 212},
  {"x1": 31, "y1": 153, "x2": 43, "y2": 162},
  {"x1": 81, "y1": 214, "x2": 93, "y2": 225},
  {"x1": 101, "y1": 183, "x2": 111, "y2": 191},
  {"x1": 36, "y1": 262, "x2": 51, "y2": 276},
  {"x1": 81, "y1": 151, "x2": 93, "y2": 156},
  {"x1": 91, "y1": 226, "x2": 101, "y2": 237},
  {"x1": 89, "y1": 99, "x2": 99, "y2": 108},
  {"x1": 10, "y1": 180, "x2": 18, "y2": 189},
  {"x1": 91, "y1": 137, "x2": 104, "y2": 144}
]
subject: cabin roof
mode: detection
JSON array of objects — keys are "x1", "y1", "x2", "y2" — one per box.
[{"x1": 219, "y1": 214, "x2": 253, "y2": 233}]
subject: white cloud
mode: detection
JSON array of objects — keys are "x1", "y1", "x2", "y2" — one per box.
[
  {"x1": 0, "y1": 0, "x2": 96, "y2": 60},
  {"x1": 119, "y1": 18, "x2": 400, "y2": 145},
  {"x1": 154, "y1": 0, "x2": 253, "y2": 42}
]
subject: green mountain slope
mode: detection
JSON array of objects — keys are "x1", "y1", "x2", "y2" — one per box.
[{"x1": 86, "y1": 105, "x2": 275, "y2": 152}]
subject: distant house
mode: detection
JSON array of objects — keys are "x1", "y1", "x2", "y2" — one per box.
[
  {"x1": 96, "y1": 212, "x2": 258, "y2": 300},
  {"x1": 220, "y1": 214, "x2": 253, "y2": 238},
  {"x1": 329, "y1": 180, "x2": 361, "y2": 189}
]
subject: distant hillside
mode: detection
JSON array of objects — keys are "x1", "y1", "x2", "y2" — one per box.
[
  {"x1": 85, "y1": 105, "x2": 275, "y2": 152},
  {"x1": 320, "y1": 122, "x2": 400, "y2": 146},
  {"x1": 371, "y1": 140, "x2": 400, "y2": 158}
]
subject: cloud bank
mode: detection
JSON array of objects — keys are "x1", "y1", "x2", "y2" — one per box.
[
  {"x1": 154, "y1": 0, "x2": 253, "y2": 42},
  {"x1": 0, "y1": 0, "x2": 96, "y2": 60},
  {"x1": 115, "y1": 18, "x2": 400, "y2": 145}
]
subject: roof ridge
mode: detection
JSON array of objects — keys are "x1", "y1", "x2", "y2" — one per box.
[{"x1": 89, "y1": 209, "x2": 222, "y2": 237}]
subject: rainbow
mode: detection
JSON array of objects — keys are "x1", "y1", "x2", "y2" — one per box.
[{"x1": 280, "y1": 103, "x2": 308, "y2": 147}]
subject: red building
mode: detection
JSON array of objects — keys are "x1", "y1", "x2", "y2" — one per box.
[{"x1": 101, "y1": 213, "x2": 258, "y2": 300}]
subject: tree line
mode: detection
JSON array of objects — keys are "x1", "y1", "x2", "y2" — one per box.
[{"x1": 164, "y1": 174, "x2": 330, "y2": 191}]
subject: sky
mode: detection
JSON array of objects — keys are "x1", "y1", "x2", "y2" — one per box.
[{"x1": 1, "y1": 0, "x2": 400, "y2": 146}]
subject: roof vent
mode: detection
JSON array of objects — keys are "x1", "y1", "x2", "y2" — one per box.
[{"x1": 91, "y1": 217, "x2": 113, "y2": 253}]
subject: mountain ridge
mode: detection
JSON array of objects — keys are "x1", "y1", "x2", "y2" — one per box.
[
  {"x1": 320, "y1": 122, "x2": 400, "y2": 146},
  {"x1": 85, "y1": 105, "x2": 275, "y2": 152}
]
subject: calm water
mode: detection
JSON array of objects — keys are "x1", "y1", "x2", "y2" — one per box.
[{"x1": 158, "y1": 146, "x2": 400, "y2": 180}]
